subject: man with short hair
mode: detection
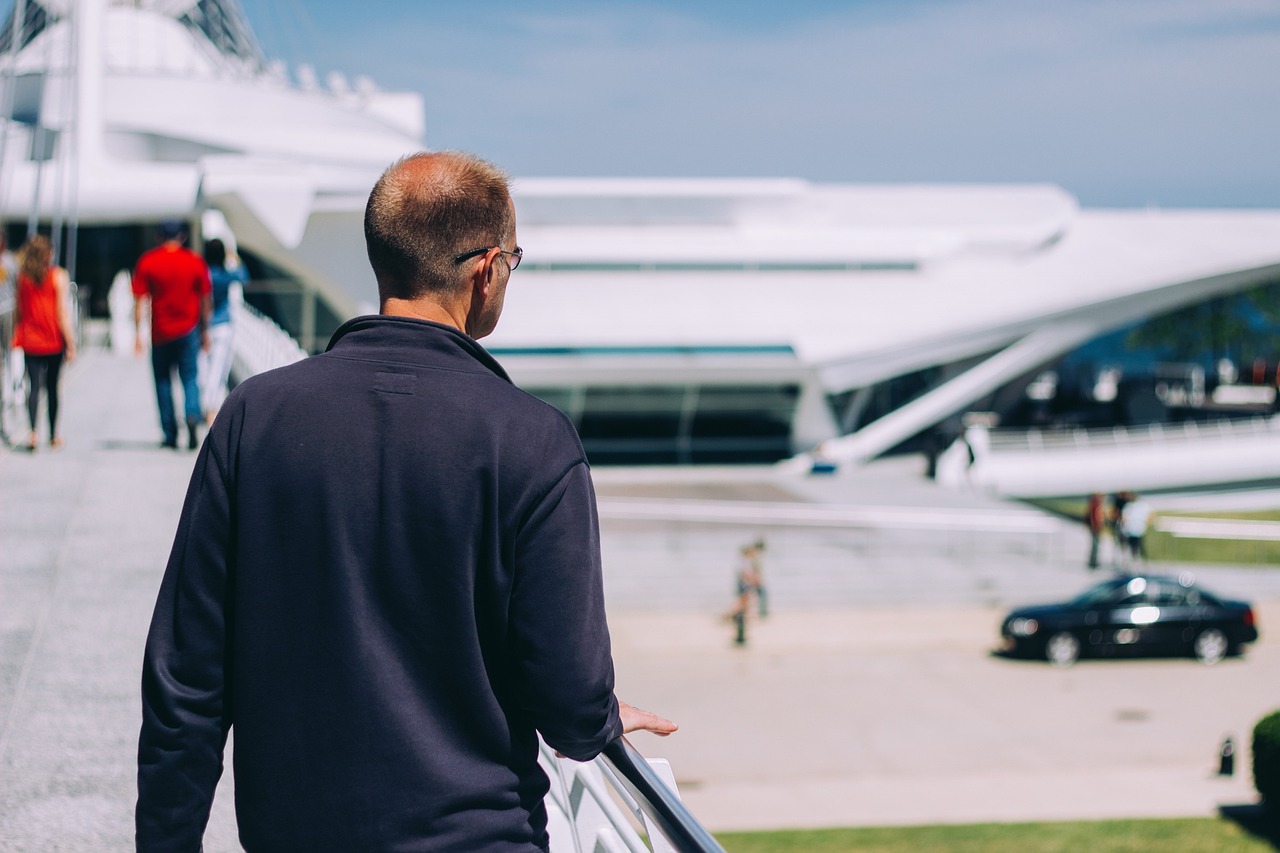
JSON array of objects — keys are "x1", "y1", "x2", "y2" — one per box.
[
  {"x1": 136, "y1": 151, "x2": 675, "y2": 852},
  {"x1": 133, "y1": 220, "x2": 211, "y2": 449}
]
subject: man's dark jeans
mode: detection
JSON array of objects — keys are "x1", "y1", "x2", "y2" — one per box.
[{"x1": 151, "y1": 328, "x2": 201, "y2": 446}]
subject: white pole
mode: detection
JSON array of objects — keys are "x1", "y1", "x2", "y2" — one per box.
[
  {"x1": 50, "y1": 14, "x2": 69, "y2": 265},
  {"x1": 25, "y1": 0, "x2": 50, "y2": 237},
  {"x1": 65, "y1": 0, "x2": 102, "y2": 282},
  {"x1": 0, "y1": 0, "x2": 29, "y2": 218},
  {"x1": 73, "y1": 0, "x2": 102, "y2": 168}
]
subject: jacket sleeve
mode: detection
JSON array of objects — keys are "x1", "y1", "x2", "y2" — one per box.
[
  {"x1": 136, "y1": 436, "x2": 234, "y2": 851},
  {"x1": 509, "y1": 461, "x2": 622, "y2": 761}
]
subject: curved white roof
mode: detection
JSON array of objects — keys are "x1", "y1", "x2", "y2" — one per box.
[
  {"x1": 489, "y1": 187, "x2": 1280, "y2": 382},
  {"x1": 0, "y1": 0, "x2": 423, "y2": 229},
  {"x1": 0, "y1": 0, "x2": 422, "y2": 321}
]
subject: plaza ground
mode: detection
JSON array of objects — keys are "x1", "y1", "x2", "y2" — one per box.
[{"x1": 1, "y1": 347, "x2": 1274, "y2": 849}]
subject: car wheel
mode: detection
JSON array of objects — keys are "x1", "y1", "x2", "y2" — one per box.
[
  {"x1": 1194, "y1": 628, "x2": 1228, "y2": 665},
  {"x1": 1045, "y1": 632, "x2": 1080, "y2": 667}
]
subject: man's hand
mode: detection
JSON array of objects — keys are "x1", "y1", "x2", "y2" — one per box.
[{"x1": 619, "y1": 701, "x2": 677, "y2": 737}]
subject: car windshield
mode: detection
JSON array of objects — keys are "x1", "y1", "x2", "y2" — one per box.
[
  {"x1": 1070, "y1": 578, "x2": 1134, "y2": 607},
  {"x1": 1068, "y1": 575, "x2": 1218, "y2": 608}
]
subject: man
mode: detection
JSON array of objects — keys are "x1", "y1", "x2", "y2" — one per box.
[
  {"x1": 1085, "y1": 492, "x2": 1106, "y2": 569},
  {"x1": 750, "y1": 538, "x2": 769, "y2": 617},
  {"x1": 133, "y1": 220, "x2": 211, "y2": 449},
  {"x1": 136, "y1": 152, "x2": 675, "y2": 851}
]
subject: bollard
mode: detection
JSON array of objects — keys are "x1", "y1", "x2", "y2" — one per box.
[{"x1": 1219, "y1": 736, "x2": 1235, "y2": 776}]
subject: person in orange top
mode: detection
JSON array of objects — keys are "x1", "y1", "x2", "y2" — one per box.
[{"x1": 13, "y1": 234, "x2": 75, "y2": 450}]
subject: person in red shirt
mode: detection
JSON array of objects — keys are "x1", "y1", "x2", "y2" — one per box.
[
  {"x1": 1085, "y1": 492, "x2": 1107, "y2": 569},
  {"x1": 13, "y1": 234, "x2": 75, "y2": 450},
  {"x1": 133, "y1": 221, "x2": 211, "y2": 449}
]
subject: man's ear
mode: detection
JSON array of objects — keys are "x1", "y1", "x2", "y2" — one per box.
[
  {"x1": 470, "y1": 251, "x2": 495, "y2": 301},
  {"x1": 463, "y1": 250, "x2": 496, "y2": 333}
]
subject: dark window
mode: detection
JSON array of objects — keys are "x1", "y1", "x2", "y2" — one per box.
[
  {"x1": 525, "y1": 383, "x2": 800, "y2": 465},
  {"x1": 689, "y1": 385, "x2": 798, "y2": 463},
  {"x1": 578, "y1": 387, "x2": 684, "y2": 465}
]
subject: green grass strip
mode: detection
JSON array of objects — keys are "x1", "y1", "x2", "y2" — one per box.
[
  {"x1": 715, "y1": 815, "x2": 1275, "y2": 852},
  {"x1": 1027, "y1": 500, "x2": 1280, "y2": 566}
]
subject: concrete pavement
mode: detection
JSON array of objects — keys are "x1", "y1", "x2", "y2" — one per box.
[
  {"x1": 609, "y1": 604, "x2": 1273, "y2": 831},
  {"x1": 1, "y1": 346, "x2": 1277, "y2": 849}
]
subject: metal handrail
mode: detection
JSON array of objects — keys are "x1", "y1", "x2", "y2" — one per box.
[{"x1": 600, "y1": 737, "x2": 726, "y2": 853}]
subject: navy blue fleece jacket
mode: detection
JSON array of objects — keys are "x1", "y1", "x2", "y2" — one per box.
[{"x1": 137, "y1": 316, "x2": 622, "y2": 851}]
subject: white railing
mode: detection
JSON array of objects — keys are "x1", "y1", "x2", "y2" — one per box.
[
  {"x1": 597, "y1": 496, "x2": 1061, "y2": 534},
  {"x1": 986, "y1": 415, "x2": 1280, "y2": 452},
  {"x1": 228, "y1": 296, "x2": 307, "y2": 382},
  {"x1": 1155, "y1": 517, "x2": 1280, "y2": 542},
  {"x1": 539, "y1": 736, "x2": 724, "y2": 853}
]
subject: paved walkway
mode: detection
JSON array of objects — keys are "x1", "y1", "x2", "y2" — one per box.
[
  {"x1": 1, "y1": 348, "x2": 1276, "y2": 849},
  {"x1": 610, "y1": 604, "x2": 1273, "y2": 831}
]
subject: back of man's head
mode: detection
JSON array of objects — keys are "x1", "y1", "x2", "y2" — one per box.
[
  {"x1": 158, "y1": 220, "x2": 186, "y2": 244},
  {"x1": 365, "y1": 151, "x2": 512, "y2": 303}
]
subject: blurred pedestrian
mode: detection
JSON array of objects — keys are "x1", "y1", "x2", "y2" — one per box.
[
  {"x1": 197, "y1": 238, "x2": 247, "y2": 424},
  {"x1": 750, "y1": 538, "x2": 769, "y2": 616},
  {"x1": 132, "y1": 220, "x2": 211, "y2": 449},
  {"x1": 1120, "y1": 492, "x2": 1153, "y2": 565},
  {"x1": 1085, "y1": 492, "x2": 1106, "y2": 569},
  {"x1": 726, "y1": 544, "x2": 758, "y2": 646},
  {"x1": 1108, "y1": 492, "x2": 1130, "y2": 567},
  {"x1": 12, "y1": 234, "x2": 75, "y2": 450}
]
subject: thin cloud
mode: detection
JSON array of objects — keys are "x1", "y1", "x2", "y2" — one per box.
[{"x1": 240, "y1": 0, "x2": 1280, "y2": 205}]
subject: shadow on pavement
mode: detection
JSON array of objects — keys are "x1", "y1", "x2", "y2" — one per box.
[
  {"x1": 98, "y1": 439, "x2": 181, "y2": 451},
  {"x1": 988, "y1": 648, "x2": 1252, "y2": 666},
  {"x1": 1220, "y1": 803, "x2": 1280, "y2": 850}
]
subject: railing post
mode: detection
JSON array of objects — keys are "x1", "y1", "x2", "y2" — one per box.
[{"x1": 601, "y1": 737, "x2": 726, "y2": 853}]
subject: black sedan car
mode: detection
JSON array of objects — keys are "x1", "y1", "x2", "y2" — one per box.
[{"x1": 1000, "y1": 573, "x2": 1258, "y2": 666}]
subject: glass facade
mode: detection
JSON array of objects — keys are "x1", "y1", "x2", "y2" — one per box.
[
  {"x1": 525, "y1": 383, "x2": 800, "y2": 465},
  {"x1": 1001, "y1": 277, "x2": 1280, "y2": 429}
]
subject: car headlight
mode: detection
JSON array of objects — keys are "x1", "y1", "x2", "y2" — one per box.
[{"x1": 1008, "y1": 618, "x2": 1039, "y2": 636}]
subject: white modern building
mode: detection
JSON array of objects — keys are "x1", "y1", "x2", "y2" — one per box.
[
  {"x1": 491, "y1": 180, "x2": 1280, "y2": 473},
  {"x1": 4, "y1": 0, "x2": 1280, "y2": 492},
  {"x1": 0, "y1": 0, "x2": 422, "y2": 348}
]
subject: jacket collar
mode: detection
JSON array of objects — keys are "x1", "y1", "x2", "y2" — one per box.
[{"x1": 325, "y1": 315, "x2": 512, "y2": 384}]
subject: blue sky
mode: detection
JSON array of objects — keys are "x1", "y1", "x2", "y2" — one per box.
[
  {"x1": 39, "y1": 1, "x2": 1280, "y2": 207},
  {"x1": 232, "y1": 0, "x2": 1280, "y2": 208}
]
